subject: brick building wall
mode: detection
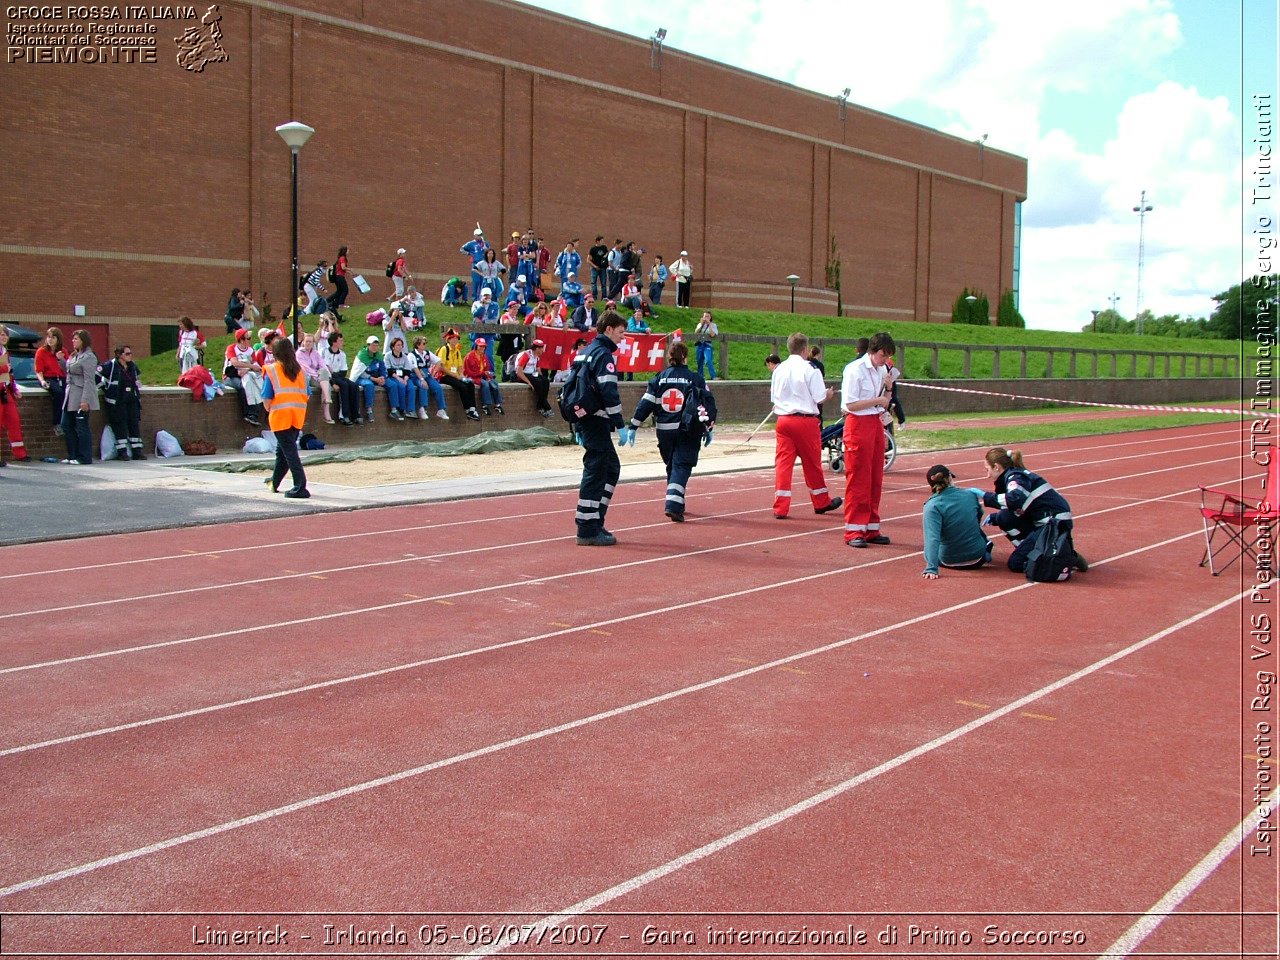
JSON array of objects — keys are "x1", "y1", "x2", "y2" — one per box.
[{"x1": 1, "y1": 0, "x2": 1027, "y2": 356}]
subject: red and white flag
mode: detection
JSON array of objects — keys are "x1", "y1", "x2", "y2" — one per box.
[
  {"x1": 615, "y1": 332, "x2": 672, "y2": 373},
  {"x1": 534, "y1": 325, "x2": 594, "y2": 371}
]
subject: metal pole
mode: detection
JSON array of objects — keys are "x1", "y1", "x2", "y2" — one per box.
[
  {"x1": 1132, "y1": 190, "x2": 1153, "y2": 335},
  {"x1": 790, "y1": 286, "x2": 795, "y2": 313},
  {"x1": 291, "y1": 148, "x2": 300, "y2": 346}
]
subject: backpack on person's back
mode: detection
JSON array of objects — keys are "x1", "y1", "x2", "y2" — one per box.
[{"x1": 557, "y1": 357, "x2": 601, "y2": 423}]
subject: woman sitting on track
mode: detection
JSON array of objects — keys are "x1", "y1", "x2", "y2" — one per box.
[
  {"x1": 921, "y1": 464, "x2": 992, "y2": 580},
  {"x1": 976, "y1": 448, "x2": 1088, "y2": 575}
]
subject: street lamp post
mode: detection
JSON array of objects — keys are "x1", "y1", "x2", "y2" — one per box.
[
  {"x1": 786, "y1": 274, "x2": 800, "y2": 313},
  {"x1": 964, "y1": 293, "x2": 978, "y2": 325},
  {"x1": 275, "y1": 121, "x2": 316, "y2": 347},
  {"x1": 1132, "y1": 189, "x2": 1153, "y2": 336}
]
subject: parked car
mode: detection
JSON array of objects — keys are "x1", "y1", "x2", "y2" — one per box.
[{"x1": 3, "y1": 324, "x2": 41, "y2": 388}]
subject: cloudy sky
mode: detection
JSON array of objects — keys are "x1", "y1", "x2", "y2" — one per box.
[{"x1": 518, "y1": 0, "x2": 1276, "y2": 331}]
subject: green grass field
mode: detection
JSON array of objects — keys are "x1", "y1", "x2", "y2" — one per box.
[{"x1": 138, "y1": 294, "x2": 1248, "y2": 386}]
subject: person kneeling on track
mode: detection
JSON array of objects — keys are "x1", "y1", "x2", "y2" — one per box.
[
  {"x1": 921, "y1": 464, "x2": 992, "y2": 579},
  {"x1": 976, "y1": 447, "x2": 1088, "y2": 575},
  {"x1": 621, "y1": 341, "x2": 717, "y2": 523}
]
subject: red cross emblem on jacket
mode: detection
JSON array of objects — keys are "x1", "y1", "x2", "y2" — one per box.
[{"x1": 660, "y1": 388, "x2": 684, "y2": 413}]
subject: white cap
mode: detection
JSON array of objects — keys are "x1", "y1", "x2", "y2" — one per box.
[
  {"x1": 397, "y1": 248, "x2": 406, "y2": 255},
  {"x1": 366, "y1": 335, "x2": 379, "y2": 345},
  {"x1": 473, "y1": 228, "x2": 483, "y2": 236},
  {"x1": 481, "y1": 288, "x2": 492, "y2": 298},
  {"x1": 680, "y1": 250, "x2": 688, "y2": 256}
]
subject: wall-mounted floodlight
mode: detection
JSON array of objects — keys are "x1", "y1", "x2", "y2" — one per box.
[{"x1": 650, "y1": 28, "x2": 666, "y2": 68}]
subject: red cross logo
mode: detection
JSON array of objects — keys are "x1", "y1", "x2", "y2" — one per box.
[{"x1": 660, "y1": 388, "x2": 684, "y2": 413}]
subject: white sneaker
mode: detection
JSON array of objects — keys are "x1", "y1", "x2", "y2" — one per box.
[
  {"x1": 418, "y1": 408, "x2": 429, "y2": 420},
  {"x1": 436, "y1": 409, "x2": 450, "y2": 420}
]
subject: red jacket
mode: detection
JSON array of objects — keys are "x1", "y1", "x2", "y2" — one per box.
[{"x1": 462, "y1": 351, "x2": 492, "y2": 384}]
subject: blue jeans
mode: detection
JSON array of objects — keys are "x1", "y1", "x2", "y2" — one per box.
[
  {"x1": 696, "y1": 342, "x2": 716, "y2": 380},
  {"x1": 386, "y1": 376, "x2": 421, "y2": 412},
  {"x1": 591, "y1": 266, "x2": 606, "y2": 301},
  {"x1": 649, "y1": 282, "x2": 664, "y2": 304},
  {"x1": 470, "y1": 269, "x2": 485, "y2": 302},
  {"x1": 421, "y1": 376, "x2": 446, "y2": 413},
  {"x1": 478, "y1": 380, "x2": 503, "y2": 407},
  {"x1": 355, "y1": 376, "x2": 378, "y2": 415}
]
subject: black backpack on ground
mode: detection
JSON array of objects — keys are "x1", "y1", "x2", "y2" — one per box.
[{"x1": 1024, "y1": 517, "x2": 1076, "y2": 583}]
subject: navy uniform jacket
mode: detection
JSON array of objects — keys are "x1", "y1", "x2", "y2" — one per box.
[
  {"x1": 982, "y1": 468, "x2": 1072, "y2": 541},
  {"x1": 629, "y1": 363, "x2": 717, "y2": 436},
  {"x1": 97, "y1": 359, "x2": 142, "y2": 406},
  {"x1": 582, "y1": 334, "x2": 624, "y2": 430}
]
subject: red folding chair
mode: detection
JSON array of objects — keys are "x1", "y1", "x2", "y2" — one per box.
[{"x1": 1199, "y1": 449, "x2": 1280, "y2": 576}]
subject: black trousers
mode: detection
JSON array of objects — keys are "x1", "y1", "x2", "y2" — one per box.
[
  {"x1": 330, "y1": 374, "x2": 362, "y2": 421},
  {"x1": 46, "y1": 377, "x2": 65, "y2": 426},
  {"x1": 271, "y1": 426, "x2": 306, "y2": 492},
  {"x1": 524, "y1": 372, "x2": 550, "y2": 411},
  {"x1": 676, "y1": 280, "x2": 691, "y2": 307},
  {"x1": 105, "y1": 395, "x2": 142, "y2": 452},
  {"x1": 61, "y1": 408, "x2": 92, "y2": 463},
  {"x1": 439, "y1": 374, "x2": 476, "y2": 410},
  {"x1": 576, "y1": 418, "x2": 620, "y2": 536},
  {"x1": 332, "y1": 276, "x2": 350, "y2": 310},
  {"x1": 658, "y1": 432, "x2": 701, "y2": 516}
]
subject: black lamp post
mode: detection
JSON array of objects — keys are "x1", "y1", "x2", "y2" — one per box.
[
  {"x1": 786, "y1": 274, "x2": 800, "y2": 313},
  {"x1": 275, "y1": 121, "x2": 315, "y2": 346}
]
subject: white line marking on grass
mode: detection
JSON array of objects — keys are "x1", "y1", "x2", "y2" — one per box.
[
  {"x1": 1098, "y1": 788, "x2": 1280, "y2": 959},
  {"x1": 0, "y1": 538, "x2": 1235, "y2": 904},
  {"x1": 461, "y1": 591, "x2": 1247, "y2": 960}
]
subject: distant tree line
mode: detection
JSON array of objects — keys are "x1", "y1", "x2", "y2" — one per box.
[{"x1": 1083, "y1": 275, "x2": 1278, "y2": 340}]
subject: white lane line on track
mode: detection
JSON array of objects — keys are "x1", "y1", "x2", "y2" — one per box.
[
  {"x1": 0, "y1": 455, "x2": 1241, "y2": 678},
  {"x1": 1098, "y1": 788, "x2": 1280, "y2": 958},
  {"x1": 0, "y1": 482, "x2": 1226, "y2": 758},
  {"x1": 459, "y1": 591, "x2": 1247, "y2": 960},
  {"x1": 0, "y1": 423, "x2": 1237, "y2": 580},
  {"x1": 0, "y1": 475, "x2": 773, "y2": 581},
  {"x1": 0, "y1": 436, "x2": 1243, "y2": 623},
  {"x1": 0, "y1": 535, "x2": 1235, "y2": 901}
]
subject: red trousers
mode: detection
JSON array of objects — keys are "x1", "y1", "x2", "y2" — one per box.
[
  {"x1": 843, "y1": 414, "x2": 884, "y2": 541},
  {"x1": 0, "y1": 395, "x2": 25, "y2": 461},
  {"x1": 773, "y1": 414, "x2": 834, "y2": 516}
]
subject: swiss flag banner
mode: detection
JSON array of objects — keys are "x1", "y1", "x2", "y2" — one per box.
[
  {"x1": 534, "y1": 325, "x2": 594, "y2": 371},
  {"x1": 616, "y1": 332, "x2": 670, "y2": 373}
]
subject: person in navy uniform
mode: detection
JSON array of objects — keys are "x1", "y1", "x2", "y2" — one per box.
[
  {"x1": 976, "y1": 447, "x2": 1088, "y2": 575},
  {"x1": 620, "y1": 341, "x2": 716, "y2": 523},
  {"x1": 574, "y1": 311, "x2": 627, "y2": 546}
]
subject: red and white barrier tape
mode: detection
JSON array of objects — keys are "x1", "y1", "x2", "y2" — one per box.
[{"x1": 896, "y1": 381, "x2": 1276, "y2": 418}]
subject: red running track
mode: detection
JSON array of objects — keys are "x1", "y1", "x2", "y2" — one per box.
[{"x1": 0, "y1": 423, "x2": 1274, "y2": 958}]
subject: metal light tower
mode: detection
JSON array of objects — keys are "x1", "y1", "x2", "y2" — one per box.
[{"x1": 1132, "y1": 190, "x2": 1153, "y2": 335}]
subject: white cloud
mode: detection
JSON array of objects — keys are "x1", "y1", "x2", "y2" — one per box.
[{"x1": 1021, "y1": 81, "x2": 1241, "y2": 329}]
